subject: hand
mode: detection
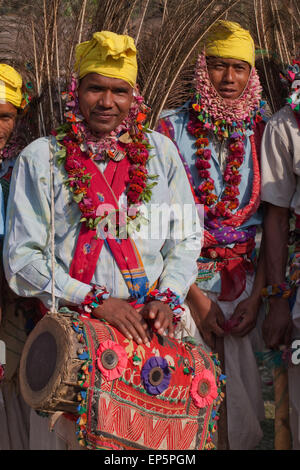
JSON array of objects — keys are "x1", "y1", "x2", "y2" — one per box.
[
  {"x1": 229, "y1": 295, "x2": 261, "y2": 337},
  {"x1": 93, "y1": 297, "x2": 151, "y2": 345},
  {"x1": 140, "y1": 301, "x2": 174, "y2": 338},
  {"x1": 191, "y1": 297, "x2": 225, "y2": 350},
  {"x1": 262, "y1": 297, "x2": 293, "y2": 350}
]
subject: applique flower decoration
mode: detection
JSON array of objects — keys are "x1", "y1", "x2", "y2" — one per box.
[
  {"x1": 141, "y1": 356, "x2": 171, "y2": 395},
  {"x1": 190, "y1": 369, "x2": 218, "y2": 408},
  {"x1": 96, "y1": 340, "x2": 128, "y2": 381}
]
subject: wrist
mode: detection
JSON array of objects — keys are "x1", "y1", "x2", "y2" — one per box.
[
  {"x1": 249, "y1": 291, "x2": 262, "y2": 304},
  {"x1": 146, "y1": 288, "x2": 185, "y2": 326},
  {"x1": 261, "y1": 282, "x2": 293, "y2": 300},
  {"x1": 81, "y1": 285, "x2": 110, "y2": 314}
]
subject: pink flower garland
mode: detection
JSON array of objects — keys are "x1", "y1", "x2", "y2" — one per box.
[{"x1": 53, "y1": 76, "x2": 158, "y2": 230}]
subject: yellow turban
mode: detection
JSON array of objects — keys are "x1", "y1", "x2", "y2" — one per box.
[
  {"x1": 0, "y1": 64, "x2": 23, "y2": 108},
  {"x1": 75, "y1": 31, "x2": 137, "y2": 88},
  {"x1": 205, "y1": 21, "x2": 255, "y2": 67}
]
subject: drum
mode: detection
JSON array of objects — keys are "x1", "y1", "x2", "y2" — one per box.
[{"x1": 19, "y1": 309, "x2": 225, "y2": 450}]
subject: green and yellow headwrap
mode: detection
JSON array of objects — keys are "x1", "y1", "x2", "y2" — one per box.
[
  {"x1": 0, "y1": 64, "x2": 23, "y2": 108},
  {"x1": 205, "y1": 21, "x2": 255, "y2": 68},
  {"x1": 75, "y1": 31, "x2": 137, "y2": 88}
]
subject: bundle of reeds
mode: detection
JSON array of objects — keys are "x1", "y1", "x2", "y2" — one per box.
[{"x1": 0, "y1": 0, "x2": 298, "y2": 133}]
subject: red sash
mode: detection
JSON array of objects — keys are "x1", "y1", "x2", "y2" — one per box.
[{"x1": 69, "y1": 154, "x2": 150, "y2": 302}]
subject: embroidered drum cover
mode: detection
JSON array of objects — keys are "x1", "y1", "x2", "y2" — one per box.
[{"x1": 76, "y1": 316, "x2": 225, "y2": 450}]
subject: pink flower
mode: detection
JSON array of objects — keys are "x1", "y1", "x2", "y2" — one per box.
[
  {"x1": 198, "y1": 170, "x2": 210, "y2": 179},
  {"x1": 79, "y1": 197, "x2": 97, "y2": 218},
  {"x1": 228, "y1": 174, "x2": 242, "y2": 186},
  {"x1": 96, "y1": 340, "x2": 128, "y2": 381},
  {"x1": 190, "y1": 369, "x2": 218, "y2": 408},
  {"x1": 65, "y1": 156, "x2": 84, "y2": 172},
  {"x1": 195, "y1": 159, "x2": 211, "y2": 170},
  {"x1": 203, "y1": 149, "x2": 212, "y2": 159},
  {"x1": 127, "y1": 190, "x2": 141, "y2": 203}
]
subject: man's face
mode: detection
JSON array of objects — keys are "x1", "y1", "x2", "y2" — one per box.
[
  {"x1": 0, "y1": 102, "x2": 17, "y2": 150},
  {"x1": 78, "y1": 73, "x2": 134, "y2": 137},
  {"x1": 206, "y1": 57, "x2": 251, "y2": 101}
]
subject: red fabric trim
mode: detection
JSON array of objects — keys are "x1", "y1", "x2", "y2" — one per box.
[{"x1": 202, "y1": 238, "x2": 255, "y2": 301}]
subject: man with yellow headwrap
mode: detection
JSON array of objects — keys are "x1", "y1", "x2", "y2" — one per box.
[
  {"x1": 0, "y1": 64, "x2": 22, "y2": 237},
  {"x1": 3, "y1": 32, "x2": 202, "y2": 449},
  {"x1": 0, "y1": 64, "x2": 40, "y2": 450},
  {"x1": 158, "y1": 21, "x2": 267, "y2": 449}
]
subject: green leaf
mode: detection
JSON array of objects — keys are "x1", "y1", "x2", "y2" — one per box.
[
  {"x1": 146, "y1": 182, "x2": 158, "y2": 190},
  {"x1": 73, "y1": 193, "x2": 84, "y2": 203},
  {"x1": 93, "y1": 216, "x2": 103, "y2": 226},
  {"x1": 148, "y1": 174, "x2": 159, "y2": 180}
]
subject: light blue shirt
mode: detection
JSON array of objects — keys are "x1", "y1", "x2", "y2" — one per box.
[
  {"x1": 3, "y1": 130, "x2": 202, "y2": 309},
  {"x1": 160, "y1": 103, "x2": 263, "y2": 292}
]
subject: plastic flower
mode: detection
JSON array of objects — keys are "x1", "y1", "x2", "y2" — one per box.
[
  {"x1": 141, "y1": 356, "x2": 171, "y2": 395},
  {"x1": 190, "y1": 369, "x2": 218, "y2": 408},
  {"x1": 96, "y1": 340, "x2": 128, "y2": 381}
]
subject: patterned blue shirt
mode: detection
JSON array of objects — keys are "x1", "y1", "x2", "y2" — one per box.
[
  {"x1": 160, "y1": 102, "x2": 263, "y2": 292},
  {"x1": 3, "y1": 130, "x2": 202, "y2": 309}
]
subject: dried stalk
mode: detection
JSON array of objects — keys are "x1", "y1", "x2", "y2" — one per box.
[
  {"x1": 31, "y1": 19, "x2": 46, "y2": 136},
  {"x1": 269, "y1": 0, "x2": 285, "y2": 65},
  {"x1": 142, "y1": 1, "x2": 203, "y2": 92},
  {"x1": 255, "y1": 0, "x2": 276, "y2": 113},
  {"x1": 54, "y1": 0, "x2": 63, "y2": 123},
  {"x1": 78, "y1": 0, "x2": 88, "y2": 45},
  {"x1": 67, "y1": 2, "x2": 86, "y2": 71},
  {"x1": 136, "y1": 0, "x2": 150, "y2": 45},
  {"x1": 122, "y1": 0, "x2": 139, "y2": 34},
  {"x1": 43, "y1": 0, "x2": 55, "y2": 128},
  {"x1": 273, "y1": 0, "x2": 291, "y2": 63}
]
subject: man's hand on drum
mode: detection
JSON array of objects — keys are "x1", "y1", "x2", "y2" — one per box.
[
  {"x1": 139, "y1": 301, "x2": 175, "y2": 338},
  {"x1": 92, "y1": 297, "x2": 151, "y2": 345}
]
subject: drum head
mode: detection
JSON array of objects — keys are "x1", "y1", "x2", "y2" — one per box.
[{"x1": 19, "y1": 314, "x2": 71, "y2": 410}]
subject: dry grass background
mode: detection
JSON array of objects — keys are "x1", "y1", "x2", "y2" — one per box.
[{"x1": 0, "y1": 0, "x2": 299, "y2": 135}]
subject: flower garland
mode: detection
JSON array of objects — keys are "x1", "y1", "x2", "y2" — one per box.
[
  {"x1": 280, "y1": 58, "x2": 300, "y2": 114},
  {"x1": 188, "y1": 52, "x2": 265, "y2": 219},
  {"x1": 53, "y1": 75, "x2": 158, "y2": 232}
]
